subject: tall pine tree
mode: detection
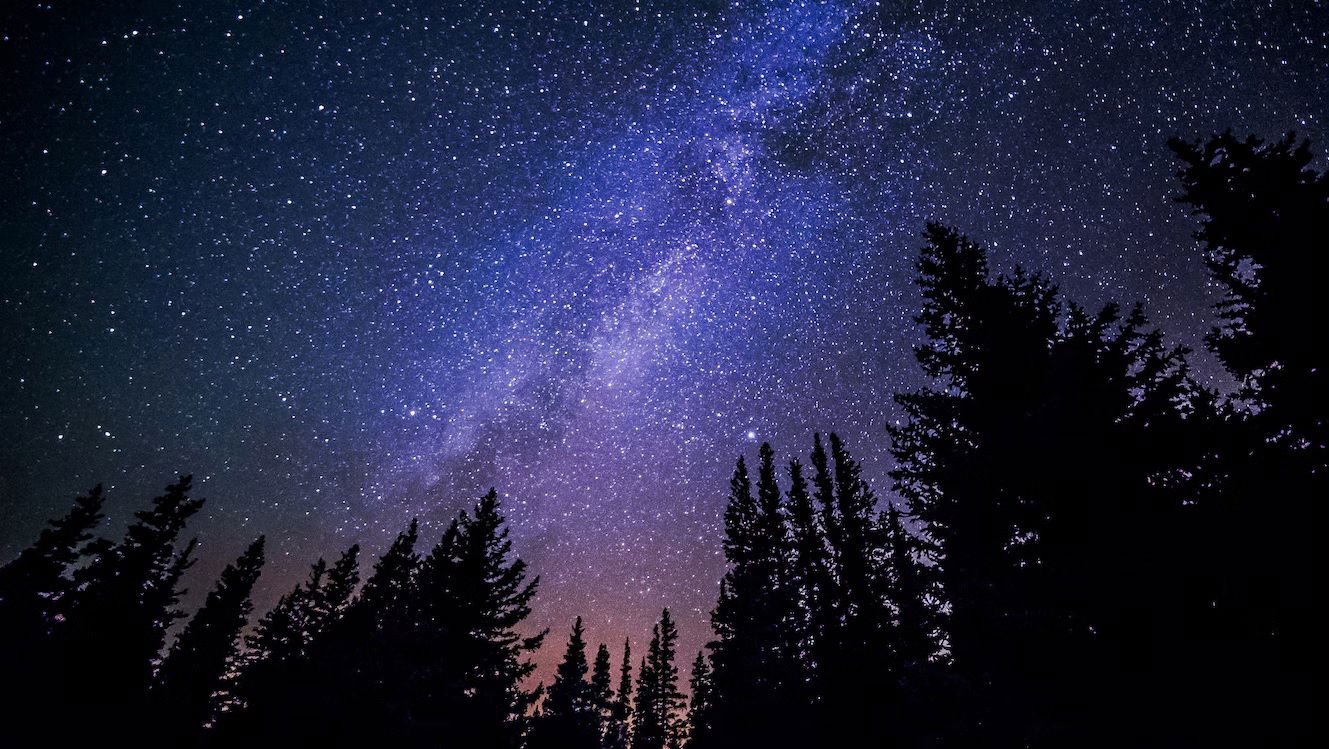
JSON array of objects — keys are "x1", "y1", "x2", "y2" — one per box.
[
  {"x1": 58, "y1": 475, "x2": 204, "y2": 741},
  {"x1": 685, "y1": 651, "x2": 713, "y2": 746},
  {"x1": 632, "y1": 610, "x2": 683, "y2": 749},
  {"x1": 605, "y1": 639, "x2": 633, "y2": 749},
  {"x1": 154, "y1": 536, "x2": 266, "y2": 745},
  {"x1": 531, "y1": 617, "x2": 602, "y2": 749},
  {"x1": 1165, "y1": 131, "x2": 1324, "y2": 745},
  {"x1": 0, "y1": 484, "x2": 108, "y2": 727},
  {"x1": 591, "y1": 642, "x2": 615, "y2": 745}
]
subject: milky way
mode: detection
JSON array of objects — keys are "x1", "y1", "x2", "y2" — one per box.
[{"x1": 3, "y1": 0, "x2": 1325, "y2": 677}]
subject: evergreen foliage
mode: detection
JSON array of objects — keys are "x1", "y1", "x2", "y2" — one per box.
[
  {"x1": 631, "y1": 609, "x2": 684, "y2": 749},
  {"x1": 530, "y1": 617, "x2": 603, "y2": 749},
  {"x1": 154, "y1": 536, "x2": 266, "y2": 744}
]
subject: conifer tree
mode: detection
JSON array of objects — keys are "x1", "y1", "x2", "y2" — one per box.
[
  {"x1": 250, "y1": 556, "x2": 329, "y2": 663},
  {"x1": 220, "y1": 548, "x2": 348, "y2": 738},
  {"x1": 313, "y1": 543, "x2": 361, "y2": 624},
  {"x1": 632, "y1": 610, "x2": 683, "y2": 749},
  {"x1": 888, "y1": 226, "x2": 1056, "y2": 740},
  {"x1": 888, "y1": 223, "x2": 1201, "y2": 745},
  {"x1": 606, "y1": 639, "x2": 632, "y2": 749},
  {"x1": 154, "y1": 536, "x2": 266, "y2": 744},
  {"x1": 704, "y1": 458, "x2": 760, "y2": 748},
  {"x1": 225, "y1": 525, "x2": 413, "y2": 745},
  {"x1": 591, "y1": 642, "x2": 615, "y2": 741},
  {"x1": 783, "y1": 458, "x2": 831, "y2": 677},
  {"x1": 0, "y1": 485, "x2": 108, "y2": 733},
  {"x1": 707, "y1": 444, "x2": 836, "y2": 748},
  {"x1": 58, "y1": 476, "x2": 204, "y2": 739},
  {"x1": 826, "y1": 433, "x2": 889, "y2": 644},
  {"x1": 532, "y1": 617, "x2": 601, "y2": 749},
  {"x1": 752, "y1": 444, "x2": 801, "y2": 678},
  {"x1": 1168, "y1": 132, "x2": 1326, "y2": 439},
  {"x1": 0, "y1": 485, "x2": 106, "y2": 632},
  {"x1": 308, "y1": 519, "x2": 421, "y2": 743},
  {"x1": 388, "y1": 490, "x2": 543, "y2": 747},
  {"x1": 685, "y1": 651, "x2": 713, "y2": 746},
  {"x1": 806, "y1": 433, "x2": 843, "y2": 681},
  {"x1": 633, "y1": 655, "x2": 654, "y2": 749},
  {"x1": 456, "y1": 490, "x2": 545, "y2": 746},
  {"x1": 1165, "y1": 131, "x2": 1324, "y2": 745}
]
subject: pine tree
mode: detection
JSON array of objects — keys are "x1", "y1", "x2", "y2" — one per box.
[
  {"x1": 888, "y1": 223, "x2": 1202, "y2": 745},
  {"x1": 0, "y1": 484, "x2": 106, "y2": 631},
  {"x1": 752, "y1": 444, "x2": 801, "y2": 678},
  {"x1": 704, "y1": 458, "x2": 759, "y2": 748},
  {"x1": 306, "y1": 520, "x2": 421, "y2": 744},
  {"x1": 222, "y1": 551, "x2": 330, "y2": 738},
  {"x1": 706, "y1": 444, "x2": 826, "y2": 748},
  {"x1": 813, "y1": 434, "x2": 897, "y2": 746},
  {"x1": 1166, "y1": 131, "x2": 1324, "y2": 745},
  {"x1": 591, "y1": 642, "x2": 615, "y2": 742},
  {"x1": 826, "y1": 433, "x2": 889, "y2": 644},
  {"x1": 606, "y1": 639, "x2": 633, "y2": 749},
  {"x1": 0, "y1": 485, "x2": 108, "y2": 732},
  {"x1": 633, "y1": 654, "x2": 654, "y2": 749},
  {"x1": 532, "y1": 617, "x2": 602, "y2": 749},
  {"x1": 685, "y1": 651, "x2": 712, "y2": 746},
  {"x1": 391, "y1": 490, "x2": 544, "y2": 747},
  {"x1": 313, "y1": 543, "x2": 361, "y2": 624},
  {"x1": 784, "y1": 458, "x2": 831, "y2": 680},
  {"x1": 632, "y1": 610, "x2": 683, "y2": 749},
  {"x1": 1168, "y1": 132, "x2": 1326, "y2": 440},
  {"x1": 154, "y1": 536, "x2": 266, "y2": 744},
  {"x1": 250, "y1": 557, "x2": 328, "y2": 663},
  {"x1": 888, "y1": 226, "x2": 1058, "y2": 743},
  {"x1": 223, "y1": 525, "x2": 412, "y2": 745},
  {"x1": 806, "y1": 433, "x2": 843, "y2": 686},
  {"x1": 58, "y1": 475, "x2": 204, "y2": 740}
]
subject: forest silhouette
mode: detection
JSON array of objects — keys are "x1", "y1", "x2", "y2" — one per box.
[{"x1": 1, "y1": 132, "x2": 1320, "y2": 747}]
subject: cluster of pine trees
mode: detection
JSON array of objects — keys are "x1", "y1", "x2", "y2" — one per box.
[
  {"x1": 528, "y1": 609, "x2": 690, "y2": 749},
  {"x1": 0, "y1": 131, "x2": 1319, "y2": 746},
  {"x1": 686, "y1": 132, "x2": 1321, "y2": 747},
  {"x1": 0, "y1": 484, "x2": 550, "y2": 747},
  {"x1": 0, "y1": 471, "x2": 697, "y2": 748}
]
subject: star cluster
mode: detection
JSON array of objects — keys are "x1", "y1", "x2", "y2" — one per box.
[{"x1": 2, "y1": 0, "x2": 1325, "y2": 676}]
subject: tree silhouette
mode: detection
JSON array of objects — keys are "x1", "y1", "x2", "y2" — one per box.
[
  {"x1": 0, "y1": 484, "x2": 106, "y2": 634},
  {"x1": 440, "y1": 490, "x2": 545, "y2": 746},
  {"x1": 882, "y1": 505, "x2": 934, "y2": 669},
  {"x1": 783, "y1": 457, "x2": 831, "y2": 696},
  {"x1": 1168, "y1": 132, "x2": 1326, "y2": 435},
  {"x1": 1165, "y1": 131, "x2": 1324, "y2": 745},
  {"x1": 154, "y1": 535, "x2": 266, "y2": 745},
  {"x1": 889, "y1": 222, "x2": 1224, "y2": 745},
  {"x1": 591, "y1": 642, "x2": 615, "y2": 744},
  {"x1": 223, "y1": 543, "x2": 360, "y2": 739},
  {"x1": 685, "y1": 651, "x2": 712, "y2": 746},
  {"x1": 0, "y1": 484, "x2": 107, "y2": 726},
  {"x1": 631, "y1": 609, "x2": 683, "y2": 749},
  {"x1": 704, "y1": 446, "x2": 810, "y2": 747},
  {"x1": 606, "y1": 639, "x2": 633, "y2": 749},
  {"x1": 531, "y1": 617, "x2": 602, "y2": 749},
  {"x1": 58, "y1": 475, "x2": 204, "y2": 740}
]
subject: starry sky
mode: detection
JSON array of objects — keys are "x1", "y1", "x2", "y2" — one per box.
[{"x1": 2, "y1": 0, "x2": 1326, "y2": 678}]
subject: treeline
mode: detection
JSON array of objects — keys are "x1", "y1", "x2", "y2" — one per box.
[{"x1": 1, "y1": 131, "x2": 1320, "y2": 746}]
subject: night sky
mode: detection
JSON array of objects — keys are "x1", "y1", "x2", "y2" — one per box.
[{"x1": 3, "y1": 0, "x2": 1326, "y2": 679}]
